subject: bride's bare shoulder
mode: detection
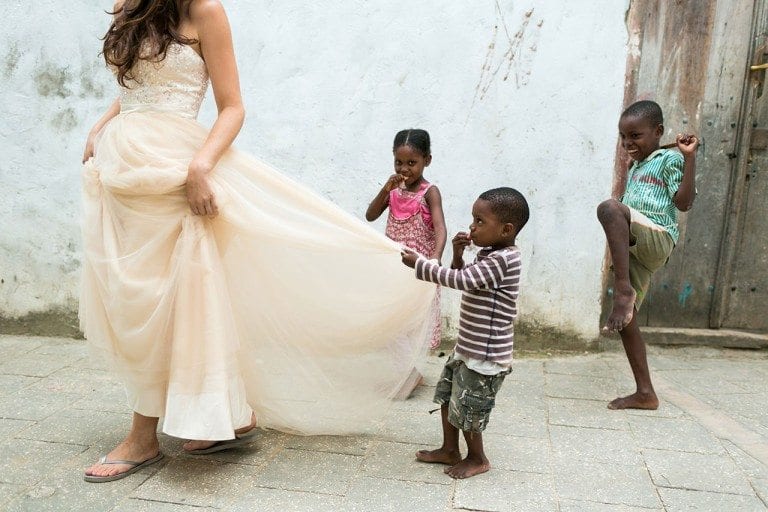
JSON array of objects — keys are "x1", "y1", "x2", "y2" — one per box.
[
  {"x1": 188, "y1": 0, "x2": 231, "y2": 40},
  {"x1": 188, "y1": 0, "x2": 227, "y2": 19}
]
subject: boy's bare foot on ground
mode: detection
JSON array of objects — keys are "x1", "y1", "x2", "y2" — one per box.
[
  {"x1": 608, "y1": 392, "x2": 659, "y2": 410},
  {"x1": 444, "y1": 457, "x2": 490, "y2": 479},
  {"x1": 603, "y1": 287, "x2": 636, "y2": 332},
  {"x1": 182, "y1": 413, "x2": 257, "y2": 452},
  {"x1": 415, "y1": 447, "x2": 462, "y2": 466}
]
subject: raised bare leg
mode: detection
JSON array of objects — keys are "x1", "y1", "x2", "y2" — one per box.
[
  {"x1": 416, "y1": 405, "x2": 462, "y2": 465},
  {"x1": 445, "y1": 430, "x2": 490, "y2": 479},
  {"x1": 85, "y1": 412, "x2": 160, "y2": 480},
  {"x1": 609, "y1": 315, "x2": 659, "y2": 410},
  {"x1": 597, "y1": 199, "x2": 636, "y2": 332}
]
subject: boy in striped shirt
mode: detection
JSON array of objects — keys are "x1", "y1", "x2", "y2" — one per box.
[
  {"x1": 401, "y1": 187, "x2": 528, "y2": 479},
  {"x1": 597, "y1": 100, "x2": 699, "y2": 410}
]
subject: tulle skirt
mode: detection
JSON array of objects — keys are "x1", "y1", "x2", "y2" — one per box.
[{"x1": 80, "y1": 111, "x2": 434, "y2": 439}]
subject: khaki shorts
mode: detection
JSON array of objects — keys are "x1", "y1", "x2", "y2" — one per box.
[
  {"x1": 433, "y1": 355, "x2": 509, "y2": 433},
  {"x1": 627, "y1": 207, "x2": 675, "y2": 309}
]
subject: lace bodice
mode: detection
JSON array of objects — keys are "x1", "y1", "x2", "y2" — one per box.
[{"x1": 119, "y1": 43, "x2": 209, "y2": 119}]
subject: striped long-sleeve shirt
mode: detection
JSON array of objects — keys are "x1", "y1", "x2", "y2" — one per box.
[{"x1": 414, "y1": 246, "x2": 521, "y2": 365}]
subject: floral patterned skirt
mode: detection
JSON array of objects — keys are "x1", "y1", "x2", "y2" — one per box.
[{"x1": 386, "y1": 212, "x2": 442, "y2": 349}]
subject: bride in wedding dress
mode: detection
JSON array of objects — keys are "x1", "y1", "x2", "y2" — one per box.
[{"x1": 81, "y1": 0, "x2": 434, "y2": 482}]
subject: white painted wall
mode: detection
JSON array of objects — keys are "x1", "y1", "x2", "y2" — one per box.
[{"x1": 0, "y1": 0, "x2": 629, "y2": 338}]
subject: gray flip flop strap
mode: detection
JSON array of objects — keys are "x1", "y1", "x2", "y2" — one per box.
[{"x1": 97, "y1": 456, "x2": 143, "y2": 467}]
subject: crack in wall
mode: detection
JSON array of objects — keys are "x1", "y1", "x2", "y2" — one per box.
[{"x1": 471, "y1": 3, "x2": 542, "y2": 111}]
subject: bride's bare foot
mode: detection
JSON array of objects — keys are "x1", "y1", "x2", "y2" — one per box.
[
  {"x1": 415, "y1": 447, "x2": 462, "y2": 466},
  {"x1": 85, "y1": 437, "x2": 160, "y2": 480},
  {"x1": 603, "y1": 287, "x2": 636, "y2": 333},
  {"x1": 182, "y1": 439, "x2": 218, "y2": 452},
  {"x1": 234, "y1": 413, "x2": 258, "y2": 435},
  {"x1": 608, "y1": 392, "x2": 658, "y2": 410},
  {"x1": 182, "y1": 412, "x2": 257, "y2": 452},
  {"x1": 444, "y1": 456, "x2": 490, "y2": 479}
]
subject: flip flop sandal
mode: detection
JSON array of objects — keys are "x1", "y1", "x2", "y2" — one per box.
[
  {"x1": 185, "y1": 430, "x2": 258, "y2": 455},
  {"x1": 84, "y1": 452, "x2": 164, "y2": 483}
]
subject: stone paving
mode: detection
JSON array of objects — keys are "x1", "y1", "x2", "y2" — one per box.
[{"x1": 0, "y1": 334, "x2": 766, "y2": 511}]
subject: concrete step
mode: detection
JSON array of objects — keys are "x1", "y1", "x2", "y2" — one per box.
[{"x1": 641, "y1": 327, "x2": 768, "y2": 349}]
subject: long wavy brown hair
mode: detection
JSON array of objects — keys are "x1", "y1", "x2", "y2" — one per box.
[{"x1": 102, "y1": 0, "x2": 197, "y2": 87}]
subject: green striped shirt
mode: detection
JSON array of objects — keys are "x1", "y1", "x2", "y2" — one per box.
[{"x1": 621, "y1": 149, "x2": 684, "y2": 242}]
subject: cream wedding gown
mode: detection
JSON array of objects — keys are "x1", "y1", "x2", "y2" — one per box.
[{"x1": 80, "y1": 43, "x2": 435, "y2": 440}]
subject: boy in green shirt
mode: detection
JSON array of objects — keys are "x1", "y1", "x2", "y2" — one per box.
[{"x1": 597, "y1": 100, "x2": 699, "y2": 410}]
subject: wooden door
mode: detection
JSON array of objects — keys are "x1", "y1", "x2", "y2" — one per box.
[
  {"x1": 604, "y1": 0, "x2": 762, "y2": 331},
  {"x1": 711, "y1": 3, "x2": 768, "y2": 331}
]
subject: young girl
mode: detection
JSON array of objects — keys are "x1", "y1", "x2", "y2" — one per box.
[{"x1": 366, "y1": 129, "x2": 447, "y2": 352}]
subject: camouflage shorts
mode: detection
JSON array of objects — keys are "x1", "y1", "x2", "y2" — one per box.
[{"x1": 433, "y1": 355, "x2": 510, "y2": 433}]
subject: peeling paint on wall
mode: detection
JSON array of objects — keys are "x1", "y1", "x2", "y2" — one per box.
[
  {"x1": 79, "y1": 73, "x2": 106, "y2": 100},
  {"x1": 34, "y1": 61, "x2": 73, "y2": 98},
  {"x1": 51, "y1": 107, "x2": 79, "y2": 132},
  {"x1": 678, "y1": 283, "x2": 694, "y2": 307},
  {"x1": 3, "y1": 42, "x2": 20, "y2": 79}
]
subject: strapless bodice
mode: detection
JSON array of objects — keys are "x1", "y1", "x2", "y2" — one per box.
[{"x1": 119, "y1": 43, "x2": 208, "y2": 119}]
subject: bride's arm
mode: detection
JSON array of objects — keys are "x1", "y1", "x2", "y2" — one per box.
[
  {"x1": 186, "y1": 0, "x2": 245, "y2": 217},
  {"x1": 82, "y1": 96, "x2": 120, "y2": 163}
]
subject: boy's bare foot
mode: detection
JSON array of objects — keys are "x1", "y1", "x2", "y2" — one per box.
[
  {"x1": 415, "y1": 447, "x2": 462, "y2": 466},
  {"x1": 183, "y1": 412, "x2": 257, "y2": 452},
  {"x1": 603, "y1": 287, "x2": 636, "y2": 332},
  {"x1": 444, "y1": 457, "x2": 490, "y2": 479},
  {"x1": 608, "y1": 392, "x2": 659, "y2": 410}
]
